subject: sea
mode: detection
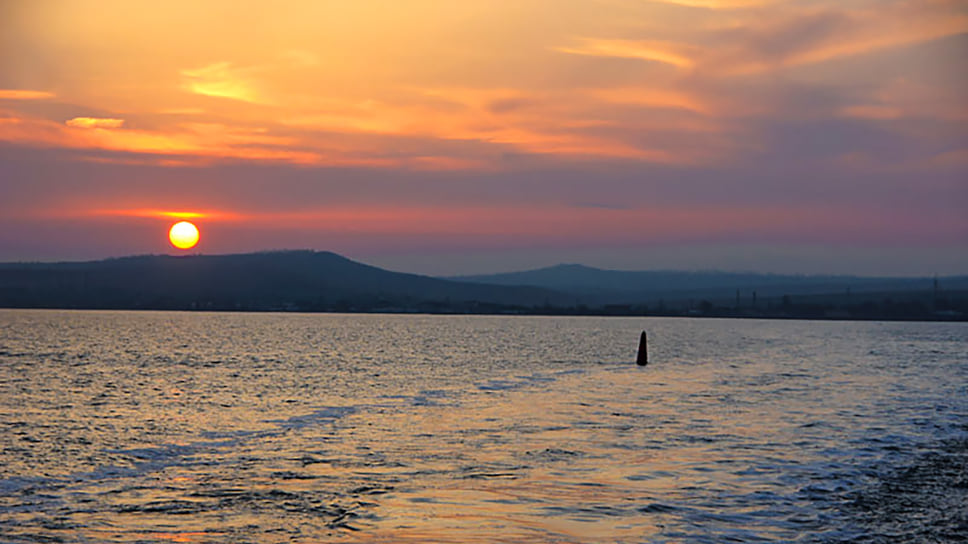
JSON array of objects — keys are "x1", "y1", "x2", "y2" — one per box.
[{"x1": 0, "y1": 310, "x2": 965, "y2": 543}]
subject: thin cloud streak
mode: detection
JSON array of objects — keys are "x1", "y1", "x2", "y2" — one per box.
[
  {"x1": 181, "y1": 62, "x2": 264, "y2": 104},
  {"x1": 85, "y1": 209, "x2": 240, "y2": 221},
  {"x1": 65, "y1": 117, "x2": 125, "y2": 129},
  {"x1": 0, "y1": 89, "x2": 56, "y2": 100},
  {"x1": 30, "y1": 202, "x2": 964, "y2": 248},
  {"x1": 555, "y1": 39, "x2": 696, "y2": 68}
]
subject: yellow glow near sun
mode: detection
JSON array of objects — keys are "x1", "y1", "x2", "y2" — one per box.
[{"x1": 168, "y1": 221, "x2": 200, "y2": 249}]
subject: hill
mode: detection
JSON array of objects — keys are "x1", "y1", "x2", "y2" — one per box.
[
  {"x1": 0, "y1": 251, "x2": 567, "y2": 312},
  {"x1": 1, "y1": 253, "x2": 965, "y2": 319},
  {"x1": 448, "y1": 264, "x2": 968, "y2": 305}
]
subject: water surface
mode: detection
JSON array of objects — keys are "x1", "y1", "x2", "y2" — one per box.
[{"x1": 1, "y1": 310, "x2": 965, "y2": 542}]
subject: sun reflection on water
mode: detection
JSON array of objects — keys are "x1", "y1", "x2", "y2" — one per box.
[{"x1": 0, "y1": 311, "x2": 965, "y2": 542}]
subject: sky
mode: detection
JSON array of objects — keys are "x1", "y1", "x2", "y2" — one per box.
[{"x1": 1, "y1": 0, "x2": 966, "y2": 276}]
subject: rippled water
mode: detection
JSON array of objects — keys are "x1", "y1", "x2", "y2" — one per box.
[{"x1": 1, "y1": 310, "x2": 965, "y2": 543}]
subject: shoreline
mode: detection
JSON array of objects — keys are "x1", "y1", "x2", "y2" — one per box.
[{"x1": 1, "y1": 305, "x2": 965, "y2": 323}]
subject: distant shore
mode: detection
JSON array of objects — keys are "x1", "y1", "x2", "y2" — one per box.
[
  {"x1": 2, "y1": 251, "x2": 965, "y2": 323},
  {"x1": 1, "y1": 305, "x2": 964, "y2": 323}
]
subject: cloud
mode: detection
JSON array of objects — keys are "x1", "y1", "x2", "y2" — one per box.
[
  {"x1": 3, "y1": 113, "x2": 322, "y2": 165},
  {"x1": 3, "y1": 111, "x2": 512, "y2": 169},
  {"x1": 565, "y1": 2, "x2": 968, "y2": 82},
  {"x1": 83, "y1": 208, "x2": 239, "y2": 221},
  {"x1": 65, "y1": 117, "x2": 125, "y2": 129},
  {"x1": 1, "y1": 0, "x2": 961, "y2": 175},
  {"x1": 181, "y1": 62, "x2": 262, "y2": 103},
  {"x1": 645, "y1": 0, "x2": 775, "y2": 8},
  {"x1": 782, "y1": 8, "x2": 968, "y2": 68},
  {"x1": 555, "y1": 38, "x2": 696, "y2": 69},
  {"x1": 698, "y1": 2, "x2": 968, "y2": 75},
  {"x1": 0, "y1": 89, "x2": 56, "y2": 100},
  {"x1": 46, "y1": 202, "x2": 967, "y2": 248},
  {"x1": 277, "y1": 86, "x2": 715, "y2": 165},
  {"x1": 585, "y1": 87, "x2": 710, "y2": 114},
  {"x1": 840, "y1": 105, "x2": 903, "y2": 121},
  {"x1": 925, "y1": 149, "x2": 968, "y2": 169}
]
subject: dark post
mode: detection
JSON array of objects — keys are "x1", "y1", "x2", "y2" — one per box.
[{"x1": 636, "y1": 331, "x2": 648, "y2": 366}]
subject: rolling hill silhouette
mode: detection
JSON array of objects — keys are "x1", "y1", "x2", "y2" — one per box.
[
  {"x1": 1, "y1": 251, "x2": 965, "y2": 319},
  {"x1": 0, "y1": 251, "x2": 565, "y2": 311},
  {"x1": 448, "y1": 263, "x2": 968, "y2": 305}
]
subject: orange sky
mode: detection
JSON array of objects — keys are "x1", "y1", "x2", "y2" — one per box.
[{"x1": 1, "y1": 0, "x2": 966, "y2": 274}]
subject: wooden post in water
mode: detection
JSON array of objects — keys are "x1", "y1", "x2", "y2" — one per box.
[{"x1": 636, "y1": 331, "x2": 648, "y2": 366}]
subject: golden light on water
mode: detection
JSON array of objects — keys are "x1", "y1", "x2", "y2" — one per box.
[{"x1": 168, "y1": 221, "x2": 200, "y2": 250}]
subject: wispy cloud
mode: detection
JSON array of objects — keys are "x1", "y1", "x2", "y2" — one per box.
[
  {"x1": 66, "y1": 117, "x2": 125, "y2": 129},
  {"x1": 0, "y1": 89, "x2": 56, "y2": 100},
  {"x1": 781, "y1": 8, "x2": 968, "y2": 68},
  {"x1": 2, "y1": 113, "x2": 321, "y2": 165},
  {"x1": 181, "y1": 62, "x2": 263, "y2": 103},
  {"x1": 556, "y1": 38, "x2": 696, "y2": 69},
  {"x1": 698, "y1": 2, "x2": 968, "y2": 75},
  {"x1": 85, "y1": 208, "x2": 240, "y2": 221},
  {"x1": 62, "y1": 201, "x2": 964, "y2": 247},
  {"x1": 585, "y1": 87, "x2": 711, "y2": 114},
  {"x1": 645, "y1": 0, "x2": 776, "y2": 8},
  {"x1": 839, "y1": 105, "x2": 902, "y2": 121},
  {"x1": 3, "y1": 1, "x2": 962, "y2": 172}
]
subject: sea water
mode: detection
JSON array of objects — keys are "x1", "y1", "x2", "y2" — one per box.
[{"x1": 0, "y1": 310, "x2": 965, "y2": 543}]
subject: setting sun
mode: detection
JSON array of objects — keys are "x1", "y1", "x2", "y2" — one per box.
[{"x1": 168, "y1": 221, "x2": 199, "y2": 250}]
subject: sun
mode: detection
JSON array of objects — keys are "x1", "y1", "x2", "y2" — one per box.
[{"x1": 169, "y1": 221, "x2": 200, "y2": 250}]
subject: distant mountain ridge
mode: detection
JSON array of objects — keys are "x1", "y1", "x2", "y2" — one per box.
[
  {"x1": 447, "y1": 263, "x2": 968, "y2": 305},
  {"x1": 1, "y1": 251, "x2": 965, "y2": 319},
  {"x1": 0, "y1": 250, "x2": 567, "y2": 311}
]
